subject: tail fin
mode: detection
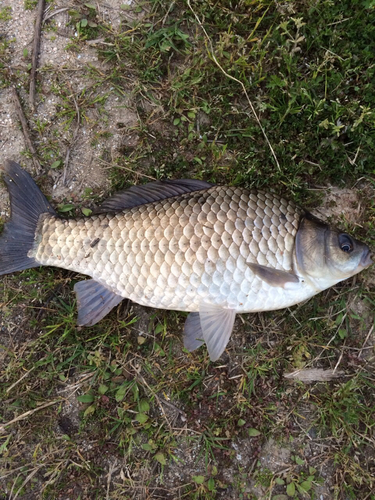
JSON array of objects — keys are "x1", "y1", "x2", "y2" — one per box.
[{"x1": 0, "y1": 160, "x2": 56, "y2": 275}]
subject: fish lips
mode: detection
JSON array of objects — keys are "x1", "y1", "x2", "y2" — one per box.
[{"x1": 360, "y1": 247, "x2": 373, "y2": 269}]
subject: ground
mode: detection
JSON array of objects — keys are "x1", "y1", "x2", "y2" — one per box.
[{"x1": 0, "y1": 0, "x2": 375, "y2": 499}]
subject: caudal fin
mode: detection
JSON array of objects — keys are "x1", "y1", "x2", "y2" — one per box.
[{"x1": 0, "y1": 160, "x2": 56, "y2": 275}]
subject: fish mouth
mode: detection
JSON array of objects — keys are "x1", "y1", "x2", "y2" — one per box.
[{"x1": 360, "y1": 248, "x2": 373, "y2": 268}]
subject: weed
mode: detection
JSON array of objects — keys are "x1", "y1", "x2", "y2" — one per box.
[
  {"x1": 24, "y1": 0, "x2": 37, "y2": 10},
  {"x1": 0, "y1": 7, "x2": 11, "y2": 22}
]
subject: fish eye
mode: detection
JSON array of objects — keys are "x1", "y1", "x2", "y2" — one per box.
[{"x1": 339, "y1": 234, "x2": 354, "y2": 253}]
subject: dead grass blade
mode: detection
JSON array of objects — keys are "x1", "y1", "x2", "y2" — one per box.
[{"x1": 0, "y1": 399, "x2": 61, "y2": 434}]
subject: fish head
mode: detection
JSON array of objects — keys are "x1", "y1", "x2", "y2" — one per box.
[
  {"x1": 295, "y1": 212, "x2": 372, "y2": 286},
  {"x1": 324, "y1": 230, "x2": 372, "y2": 279}
]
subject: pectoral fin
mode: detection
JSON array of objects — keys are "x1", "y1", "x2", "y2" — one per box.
[
  {"x1": 247, "y1": 262, "x2": 299, "y2": 287},
  {"x1": 74, "y1": 279, "x2": 123, "y2": 326},
  {"x1": 184, "y1": 305, "x2": 236, "y2": 361}
]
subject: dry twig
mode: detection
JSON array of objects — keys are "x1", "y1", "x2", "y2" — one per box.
[
  {"x1": 63, "y1": 85, "x2": 81, "y2": 185},
  {"x1": 29, "y1": 0, "x2": 45, "y2": 111},
  {"x1": 284, "y1": 368, "x2": 345, "y2": 383},
  {"x1": 43, "y1": 6, "x2": 70, "y2": 22},
  {"x1": 358, "y1": 324, "x2": 374, "y2": 359},
  {"x1": 11, "y1": 87, "x2": 42, "y2": 173},
  {"x1": 99, "y1": 158, "x2": 157, "y2": 181},
  {"x1": 6, "y1": 366, "x2": 36, "y2": 394}
]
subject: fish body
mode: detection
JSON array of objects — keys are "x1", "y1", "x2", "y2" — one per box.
[
  {"x1": 0, "y1": 161, "x2": 372, "y2": 360},
  {"x1": 33, "y1": 188, "x2": 305, "y2": 313}
]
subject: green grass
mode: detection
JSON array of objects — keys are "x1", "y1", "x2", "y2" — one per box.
[
  {"x1": 94, "y1": 0, "x2": 375, "y2": 193},
  {"x1": 0, "y1": 6, "x2": 12, "y2": 22},
  {"x1": 1, "y1": 0, "x2": 375, "y2": 499}
]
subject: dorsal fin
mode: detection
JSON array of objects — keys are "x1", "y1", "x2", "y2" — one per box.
[{"x1": 95, "y1": 179, "x2": 213, "y2": 214}]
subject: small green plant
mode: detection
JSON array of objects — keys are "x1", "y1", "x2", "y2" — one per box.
[
  {"x1": 145, "y1": 24, "x2": 191, "y2": 53},
  {"x1": 0, "y1": 6, "x2": 11, "y2": 21},
  {"x1": 283, "y1": 456, "x2": 319, "y2": 498},
  {"x1": 68, "y1": 4, "x2": 98, "y2": 40},
  {"x1": 190, "y1": 466, "x2": 218, "y2": 497},
  {"x1": 24, "y1": 0, "x2": 37, "y2": 10}
]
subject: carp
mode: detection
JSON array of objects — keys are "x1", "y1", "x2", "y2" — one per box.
[{"x1": 0, "y1": 160, "x2": 372, "y2": 360}]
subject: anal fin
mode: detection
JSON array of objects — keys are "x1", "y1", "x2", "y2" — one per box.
[
  {"x1": 74, "y1": 279, "x2": 123, "y2": 326},
  {"x1": 184, "y1": 304, "x2": 236, "y2": 362}
]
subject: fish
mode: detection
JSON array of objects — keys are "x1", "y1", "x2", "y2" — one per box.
[{"x1": 0, "y1": 160, "x2": 372, "y2": 361}]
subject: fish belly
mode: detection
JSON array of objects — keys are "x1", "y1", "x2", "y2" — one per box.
[{"x1": 31, "y1": 187, "x2": 305, "y2": 313}]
